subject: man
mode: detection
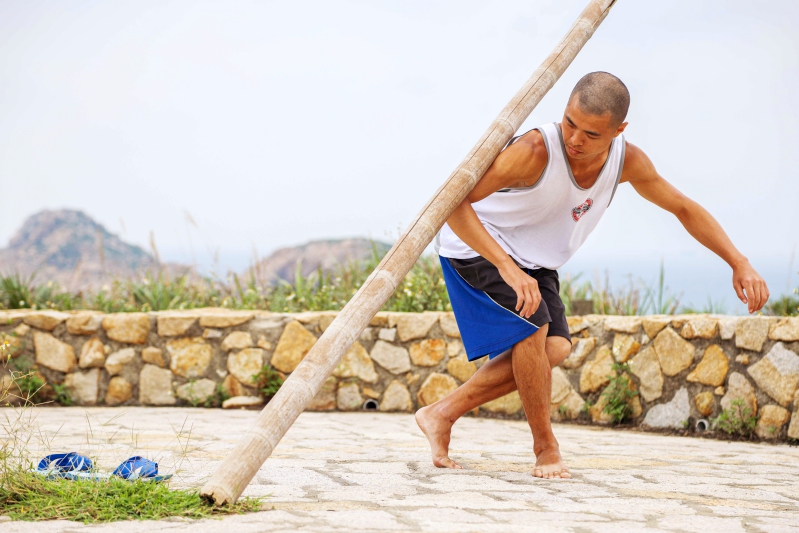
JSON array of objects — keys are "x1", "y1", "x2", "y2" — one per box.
[{"x1": 416, "y1": 72, "x2": 770, "y2": 479}]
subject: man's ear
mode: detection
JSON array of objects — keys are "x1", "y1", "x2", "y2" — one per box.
[{"x1": 614, "y1": 122, "x2": 628, "y2": 137}]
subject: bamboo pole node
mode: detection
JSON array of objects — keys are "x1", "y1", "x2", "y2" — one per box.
[{"x1": 200, "y1": 0, "x2": 617, "y2": 506}]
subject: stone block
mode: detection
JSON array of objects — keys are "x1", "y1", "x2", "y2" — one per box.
[
  {"x1": 694, "y1": 391, "x2": 715, "y2": 417},
  {"x1": 612, "y1": 334, "x2": 640, "y2": 362},
  {"x1": 333, "y1": 342, "x2": 378, "y2": 383},
  {"x1": 629, "y1": 346, "x2": 663, "y2": 402},
  {"x1": 562, "y1": 337, "x2": 596, "y2": 369},
  {"x1": 735, "y1": 317, "x2": 770, "y2": 352},
  {"x1": 63, "y1": 368, "x2": 100, "y2": 405},
  {"x1": 788, "y1": 411, "x2": 799, "y2": 440},
  {"x1": 139, "y1": 364, "x2": 176, "y2": 405},
  {"x1": 409, "y1": 339, "x2": 447, "y2": 367},
  {"x1": 337, "y1": 382, "x2": 363, "y2": 411},
  {"x1": 653, "y1": 327, "x2": 695, "y2": 377},
  {"x1": 439, "y1": 313, "x2": 461, "y2": 338},
  {"x1": 378, "y1": 328, "x2": 397, "y2": 342},
  {"x1": 198, "y1": 312, "x2": 253, "y2": 328},
  {"x1": 417, "y1": 373, "x2": 459, "y2": 407},
  {"x1": 222, "y1": 375, "x2": 250, "y2": 398},
  {"x1": 604, "y1": 316, "x2": 641, "y2": 334},
  {"x1": 66, "y1": 313, "x2": 103, "y2": 335},
  {"x1": 566, "y1": 316, "x2": 589, "y2": 335},
  {"x1": 643, "y1": 387, "x2": 690, "y2": 429},
  {"x1": 307, "y1": 376, "x2": 337, "y2": 411},
  {"x1": 551, "y1": 367, "x2": 573, "y2": 404},
  {"x1": 369, "y1": 313, "x2": 389, "y2": 327},
  {"x1": 389, "y1": 312, "x2": 439, "y2": 342},
  {"x1": 642, "y1": 317, "x2": 671, "y2": 339},
  {"x1": 379, "y1": 380, "x2": 413, "y2": 412},
  {"x1": 256, "y1": 335, "x2": 272, "y2": 350},
  {"x1": 482, "y1": 391, "x2": 523, "y2": 415},
  {"x1": 167, "y1": 337, "x2": 213, "y2": 379},
  {"x1": 579, "y1": 346, "x2": 615, "y2": 394},
  {"x1": 1, "y1": 331, "x2": 22, "y2": 359},
  {"x1": 23, "y1": 311, "x2": 69, "y2": 331},
  {"x1": 157, "y1": 315, "x2": 197, "y2": 337},
  {"x1": 747, "y1": 342, "x2": 799, "y2": 406},
  {"x1": 203, "y1": 328, "x2": 223, "y2": 339},
  {"x1": 105, "y1": 376, "x2": 133, "y2": 406},
  {"x1": 686, "y1": 344, "x2": 729, "y2": 387},
  {"x1": 222, "y1": 396, "x2": 263, "y2": 409},
  {"x1": 33, "y1": 331, "x2": 76, "y2": 373},
  {"x1": 271, "y1": 321, "x2": 317, "y2": 373},
  {"x1": 769, "y1": 317, "x2": 799, "y2": 342},
  {"x1": 447, "y1": 339, "x2": 464, "y2": 357},
  {"x1": 362, "y1": 387, "x2": 380, "y2": 399},
  {"x1": 551, "y1": 389, "x2": 585, "y2": 421},
  {"x1": 141, "y1": 347, "x2": 165, "y2": 368},
  {"x1": 681, "y1": 317, "x2": 718, "y2": 339},
  {"x1": 359, "y1": 327, "x2": 375, "y2": 343},
  {"x1": 446, "y1": 354, "x2": 477, "y2": 383},
  {"x1": 177, "y1": 378, "x2": 217, "y2": 404},
  {"x1": 221, "y1": 331, "x2": 254, "y2": 351},
  {"x1": 370, "y1": 340, "x2": 411, "y2": 374},
  {"x1": 102, "y1": 313, "x2": 150, "y2": 344},
  {"x1": 735, "y1": 354, "x2": 750, "y2": 365},
  {"x1": 755, "y1": 405, "x2": 790, "y2": 439},
  {"x1": 228, "y1": 348, "x2": 266, "y2": 387},
  {"x1": 718, "y1": 318, "x2": 737, "y2": 340},
  {"x1": 104, "y1": 347, "x2": 135, "y2": 376},
  {"x1": 78, "y1": 338, "x2": 105, "y2": 369},
  {"x1": 721, "y1": 372, "x2": 757, "y2": 415}
]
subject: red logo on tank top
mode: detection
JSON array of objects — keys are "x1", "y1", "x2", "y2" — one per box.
[{"x1": 571, "y1": 198, "x2": 593, "y2": 221}]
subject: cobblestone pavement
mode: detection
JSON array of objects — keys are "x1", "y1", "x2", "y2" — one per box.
[{"x1": 4, "y1": 407, "x2": 799, "y2": 532}]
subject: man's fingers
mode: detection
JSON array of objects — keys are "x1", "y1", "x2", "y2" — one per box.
[
  {"x1": 734, "y1": 281, "x2": 747, "y2": 304},
  {"x1": 522, "y1": 286, "x2": 534, "y2": 317},
  {"x1": 744, "y1": 282, "x2": 757, "y2": 313}
]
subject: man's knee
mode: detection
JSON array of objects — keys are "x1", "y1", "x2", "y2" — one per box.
[{"x1": 546, "y1": 336, "x2": 572, "y2": 368}]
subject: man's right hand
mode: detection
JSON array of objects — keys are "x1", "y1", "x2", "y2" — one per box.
[{"x1": 498, "y1": 264, "x2": 542, "y2": 318}]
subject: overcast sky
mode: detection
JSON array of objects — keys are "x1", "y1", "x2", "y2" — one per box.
[{"x1": 1, "y1": 0, "x2": 797, "y2": 308}]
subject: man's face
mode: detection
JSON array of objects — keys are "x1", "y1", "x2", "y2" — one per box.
[{"x1": 560, "y1": 97, "x2": 627, "y2": 161}]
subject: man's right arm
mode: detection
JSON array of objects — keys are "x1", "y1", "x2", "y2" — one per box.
[{"x1": 445, "y1": 130, "x2": 549, "y2": 318}]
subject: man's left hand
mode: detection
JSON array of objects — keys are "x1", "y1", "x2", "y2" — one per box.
[{"x1": 732, "y1": 261, "x2": 770, "y2": 314}]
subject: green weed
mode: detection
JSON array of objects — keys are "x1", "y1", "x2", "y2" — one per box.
[
  {"x1": 711, "y1": 399, "x2": 757, "y2": 437},
  {"x1": 254, "y1": 365, "x2": 284, "y2": 398},
  {"x1": 601, "y1": 363, "x2": 639, "y2": 424}
]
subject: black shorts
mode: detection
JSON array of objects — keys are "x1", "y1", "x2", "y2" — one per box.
[{"x1": 447, "y1": 256, "x2": 571, "y2": 342}]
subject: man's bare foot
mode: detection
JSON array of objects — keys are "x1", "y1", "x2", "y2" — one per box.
[
  {"x1": 415, "y1": 405, "x2": 462, "y2": 469},
  {"x1": 533, "y1": 447, "x2": 571, "y2": 479}
]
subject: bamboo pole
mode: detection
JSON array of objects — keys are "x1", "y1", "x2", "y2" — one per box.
[{"x1": 201, "y1": 0, "x2": 617, "y2": 506}]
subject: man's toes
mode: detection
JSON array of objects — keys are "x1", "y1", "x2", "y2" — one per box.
[
  {"x1": 561, "y1": 470, "x2": 572, "y2": 479},
  {"x1": 533, "y1": 469, "x2": 543, "y2": 478}
]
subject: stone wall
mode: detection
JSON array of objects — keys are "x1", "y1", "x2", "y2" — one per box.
[{"x1": 2, "y1": 309, "x2": 798, "y2": 441}]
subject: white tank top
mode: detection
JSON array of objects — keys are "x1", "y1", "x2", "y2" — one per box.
[{"x1": 436, "y1": 122, "x2": 626, "y2": 270}]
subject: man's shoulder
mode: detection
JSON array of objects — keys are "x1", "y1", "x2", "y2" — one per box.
[{"x1": 620, "y1": 141, "x2": 656, "y2": 183}]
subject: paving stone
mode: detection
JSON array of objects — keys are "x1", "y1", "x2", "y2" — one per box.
[
  {"x1": 747, "y1": 342, "x2": 799, "y2": 406},
  {"x1": 370, "y1": 340, "x2": 412, "y2": 374},
  {"x1": 220, "y1": 331, "x2": 254, "y2": 351},
  {"x1": 389, "y1": 312, "x2": 439, "y2": 342},
  {"x1": 643, "y1": 387, "x2": 690, "y2": 429},
  {"x1": 612, "y1": 334, "x2": 640, "y2": 362},
  {"x1": 33, "y1": 331, "x2": 76, "y2": 373},
  {"x1": 139, "y1": 364, "x2": 176, "y2": 405},
  {"x1": 680, "y1": 317, "x2": 718, "y2": 340},
  {"x1": 755, "y1": 405, "x2": 790, "y2": 439},
  {"x1": 333, "y1": 342, "x2": 378, "y2": 383},
  {"x1": 167, "y1": 337, "x2": 213, "y2": 379},
  {"x1": 686, "y1": 344, "x2": 729, "y2": 387},
  {"x1": 446, "y1": 354, "x2": 477, "y2": 383},
  {"x1": 104, "y1": 347, "x2": 135, "y2": 376},
  {"x1": 271, "y1": 321, "x2": 317, "y2": 373},
  {"x1": 22, "y1": 310, "x2": 69, "y2": 331},
  {"x1": 379, "y1": 380, "x2": 412, "y2": 412},
  {"x1": 563, "y1": 337, "x2": 596, "y2": 369},
  {"x1": 105, "y1": 376, "x2": 133, "y2": 406},
  {"x1": 102, "y1": 313, "x2": 150, "y2": 344},
  {"x1": 629, "y1": 346, "x2": 663, "y2": 402},
  {"x1": 642, "y1": 317, "x2": 671, "y2": 339},
  {"x1": 579, "y1": 345, "x2": 615, "y2": 393},
  {"x1": 227, "y1": 348, "x2": 266, "y2": 387},
  {"x1": 439, "y1": 313, "x2": 461, "y2": 338},
  {"x1": 66, "y1": 313, "x2": 103, "y2": 335},
  {"x1": 337, "y1": 382, "x2": 363, "y2": 411},
  {"x1": 418, "y1": 372, "x2": 459, "y2": 407},
  {"x1": 482, "y1": 391, "x2": 523, "y2": 415},
  {"x1": 769, "y1": 317, "x2": 799, "y2": 342},
  {"x1": 409, "y1": 339, "x2": 447, "y2": 367},
  {"x1": 63, "y1": 368, "x2": 100, "y2": 405},
  {"x1": 141, "y1": 346, "x2": 166, "y2": 367},
  {"x1": 176, "y1": 378, "x2": 217, "y2": 404},
  {"x1": 721, "y1": 372, "x2": 758, "y2": 415},
  {"x1": 735, "y1": 317, "x2": 770, "y2": 352},
  {"x1": 653, "y1": 327, "x2": 695, "y2": 377},
  {"x1": 78, "y1": 337, "x2": 105, "y2": 369},
  {"x1": 157, "y1": 315, "x2": 197, "y2": 337}
]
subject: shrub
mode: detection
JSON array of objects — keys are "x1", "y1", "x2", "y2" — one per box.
[
  {"x1": 711, "y1": 399, "x2": 757, "y2": 437},
  {"x1": 253, "y1": 365, "x2": 284, "y2": 399},
  {"x1": 601, "y1": 363, "x2": 639, "y2": 424}
]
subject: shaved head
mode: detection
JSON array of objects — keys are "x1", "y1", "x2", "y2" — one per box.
[{"x1": 569, "y1": 72, "x2": 630, "y2": 127}]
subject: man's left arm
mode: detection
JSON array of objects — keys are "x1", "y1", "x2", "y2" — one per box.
[{"x1": 621, "y1": 142, "x2": 770, "y2": 313}]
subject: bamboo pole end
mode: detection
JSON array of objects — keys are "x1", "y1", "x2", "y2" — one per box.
[{"x1": 200, "y1": 481, "x2": 237, "y2": 507}]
